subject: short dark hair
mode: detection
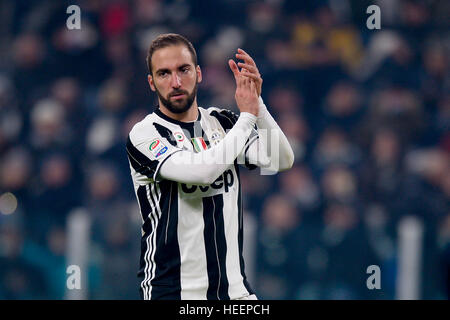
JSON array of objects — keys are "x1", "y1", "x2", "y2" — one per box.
[{"x1": 146, "y1": 33, "x2": 197, "y2": 75}]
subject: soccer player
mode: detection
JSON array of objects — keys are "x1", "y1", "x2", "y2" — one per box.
[{"x1": 126, "y1": 33, "x2": 294, "y2": 300}]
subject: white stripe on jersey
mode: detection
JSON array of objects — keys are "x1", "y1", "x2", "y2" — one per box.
[
  {"x1": 224, "y1": 174, "x2": 248, "y2": 299},
  {"x1": 151, "y1": 182, "x2": 162, "y2": 299},
  {"x1": 134, "y1": 184, "x2": 151, "y2": 299},
  {"x1": 141, "y1": 182, "x2": 161, "y2": 300},
  {"x1": 151, "y1": 183, "x2": 162, "y2": 299},
  {"x1": 141, "y1": 184, "x2": 154, "y2": 300},
  {"x1": 178, "y1": 193, "x2": 208, "y2": 299}
]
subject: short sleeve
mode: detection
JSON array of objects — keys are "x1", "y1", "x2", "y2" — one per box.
[{"x1": 126, "y1": 121, "x2": 182, "y2": 183}]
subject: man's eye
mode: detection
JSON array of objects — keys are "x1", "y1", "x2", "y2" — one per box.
[
  {"x1": 182, "y1": 68, "x2": 189, "y2": 73},
  {"x1": 159, "y1": 72, "x2": 168, "y2": 77}
]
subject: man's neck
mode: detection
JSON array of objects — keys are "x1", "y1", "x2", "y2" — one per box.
[{"x1": 158, "y1": 102, "x2": 199, "y2": 123}]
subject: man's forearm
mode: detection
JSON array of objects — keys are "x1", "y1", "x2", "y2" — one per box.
[
  {"x1": 159, "y1": 112, "x2": 257, "y2": 185},
  {"x1": 255, "y1": 97, "x2": 295, "y2": 171}
]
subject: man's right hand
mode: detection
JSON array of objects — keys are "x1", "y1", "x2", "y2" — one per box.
[{"x1": 229, "y1": 59, "x2": 259, "y2": 117}]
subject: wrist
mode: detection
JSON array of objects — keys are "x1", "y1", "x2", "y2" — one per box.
[
  {"x1": 239, "y1": 112, "x2": 257, "y2": 125},
  {"x1": 257, "y1": 96, "x2": 269, "y2": 119}
]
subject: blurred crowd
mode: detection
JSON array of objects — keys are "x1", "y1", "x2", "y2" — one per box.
[{"x1": 0, "y1": 0, "x2": 448, "y2": 299}]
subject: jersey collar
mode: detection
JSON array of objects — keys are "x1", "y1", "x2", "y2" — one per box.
[{"x1": 154, "y1": 106, "x2": 201, "y2": 129}]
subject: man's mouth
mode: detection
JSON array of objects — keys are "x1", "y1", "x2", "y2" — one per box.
[{"x1": 170, "y1": 93, "x2": 186, "y2": 100}]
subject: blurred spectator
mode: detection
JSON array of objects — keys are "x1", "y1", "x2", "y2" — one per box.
[
  {"x1": 255, "y1": 194, "x2": 302, "y2": 299},
  {"x1": 319, "y1": 203, "x2": 382, "y2": 299},
  {"x1": 291, "y1": 5, "x2": 363, "y2": 71},
  {"x1": 0, "y1": 222, "x2": 48, "y2": 299},
  {"x1": 366, "y1": 86, "x2": 425, "y2": 142},
  {"x1": 278, "y1": 165, "x2": 321, "y2": 224},
  {"x1": 438, "y1": 214, "x2": 450, "y2": 299},
  {"x1": 29, "y1": 153, "x2": 80, "y2": 239},
  {"x1": 312, "y1": 127, "x2": 361, "y2": 170},
  {"x1": 321, "y1": 81, "x2": 364, "y2": 130},
  {"x1": 359, "y1": 128, "x2": 404, "y2": 207},
  {"x1": 277, "y1": 112, "x2": 309, "y2": 161},
  {"x1": 321, "y1": 165, "x2": 358, "y2": 205},
  {"x1": 0, "y1": 75, "x2": 22, "y2": 153},
  {"x1": 29, "y1": 98, "x2": 74, "y2": 154},
  {"x1": 434, "y1": 95, "x2": 450, "y2": 142},
  {"x1": 0, "y1": 147, "x2": 33, "y2": 216},
  {"x1": 11, "y1": 33, "x2": 49, "y2": 104},
  {"x1": 267, "y1": 85, "x2": 303, "y2": 115},
  {"x1": 90, "y1": 206, "x2": 140, "y2": 299},
  {"x1": 85, "y1": 161, "x2": 140, "y2": 299},
  {"x1": 421, "y1": 40, "x2": 449, "y2": 110},
  {"x1": 240, "y1": 169, "x2": 273, "y2": 217},
  {"x1": 405, "y1": 148, "x2": 449, "y2": 220}
]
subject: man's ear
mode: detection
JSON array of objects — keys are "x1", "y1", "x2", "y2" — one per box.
[
  {"x1": 196, "y1": 65, "x2": 202, "y2": 83},
  {"x1": 148, "y1": 74, "x2": 156, "y2": 91}
]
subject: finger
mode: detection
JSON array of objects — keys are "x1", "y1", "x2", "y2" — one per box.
[
  {"x1": 236, "y1": 55, "x2": 256, "y2": 68},
  {"x1": 250, "y1": 79, "x2": 257, "y2": 94},
  {"x1": 242, "y1": 75, "x2": 248, "y2": 86},
  {"x1": 228, "y1": 59, "x2": 240, "y2": 80},
  {"x1": 244, "y1": 72, "x2": 262, "y2": 96},
  {"x1": 238, "y1": 48, "x2": 249, "y2": 56},
  {"x1": 242, "y1": 75, "x2": 251, "y2": 91},
  {"x1": 241, "y1": 70, "x2": 261, "y2": 82},
  {"x1": 237, "y1": 74, "x2": 244, "y2": 88},
  {"x1": 236, "y1": 52, "x2": 256, "y2": 66},
  {"x1": 237, "y1": 62, "x2": 258, "y2": 74},
  {"x1": 237, "y1": 48, "x2": 252, "y2": 60}
]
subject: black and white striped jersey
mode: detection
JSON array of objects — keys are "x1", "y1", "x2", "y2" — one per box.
[{"x1": 126, "y1": 106, "x2": 259, "y2": 300}]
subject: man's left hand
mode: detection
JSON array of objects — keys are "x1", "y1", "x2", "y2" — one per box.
[{"x1": 229, "y1": 48, "x2": 263, "y2": 97}]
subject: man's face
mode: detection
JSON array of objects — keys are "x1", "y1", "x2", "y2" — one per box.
[{"x1": 148, "y1": 45, "x2": 202, "y2": 114}]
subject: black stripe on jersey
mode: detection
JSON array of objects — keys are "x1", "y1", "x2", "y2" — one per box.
[
  {"x1": 126, "y1": 136, "x2": 159, "y2": 178},
  {"x1": 136, "y1": 185, "x2": 154, "y2": 299},
  {"x1": 182, "y1": 121, "x2": 203, "y2": 139},
  {"x1": 200, "y1": 126, "x2": 211, "y2": 149},
  {"x1": 137, "y1": 186, "x2": 153, "y2": 233},
  {"x1": 212, "y1": 194, "x2": 230, "y2": 299},
  {"x1": 153, "y1": 122, "x2": 177, "y2": 147},
  {"x1": 151, "y1": 180, "x2": 182, "y2": 299},
  {"x1": 203, "y1": 194, "x2": 230, "y2": 300},
  {"x1": 144, "y1": 183, "x2": 159, "y2": 300},
  {"x1": 234, "y1": 161, "x2": 255, "y2": 295},
  {"x1": 138, "y1": 183, "x2": 162, "y2": 300},
  {"x1": 244, "y1": 136, "x2": 258, "y2": 171},
  {"x1": 210, "y1": 110, "x2": 238, "y2": 131}
]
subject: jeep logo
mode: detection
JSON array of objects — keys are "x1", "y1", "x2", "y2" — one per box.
[{"x1": 181, "y1": 169, "x2": 234, "y2": 194}]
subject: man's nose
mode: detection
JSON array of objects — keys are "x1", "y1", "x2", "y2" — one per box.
[{"x1": 170, "y1": 73, "x2": 181, "y2": 88}]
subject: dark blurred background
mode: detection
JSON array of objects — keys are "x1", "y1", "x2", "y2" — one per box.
[{"x1": 0, "y1": 0, "x2": 448, "y2": 299}]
